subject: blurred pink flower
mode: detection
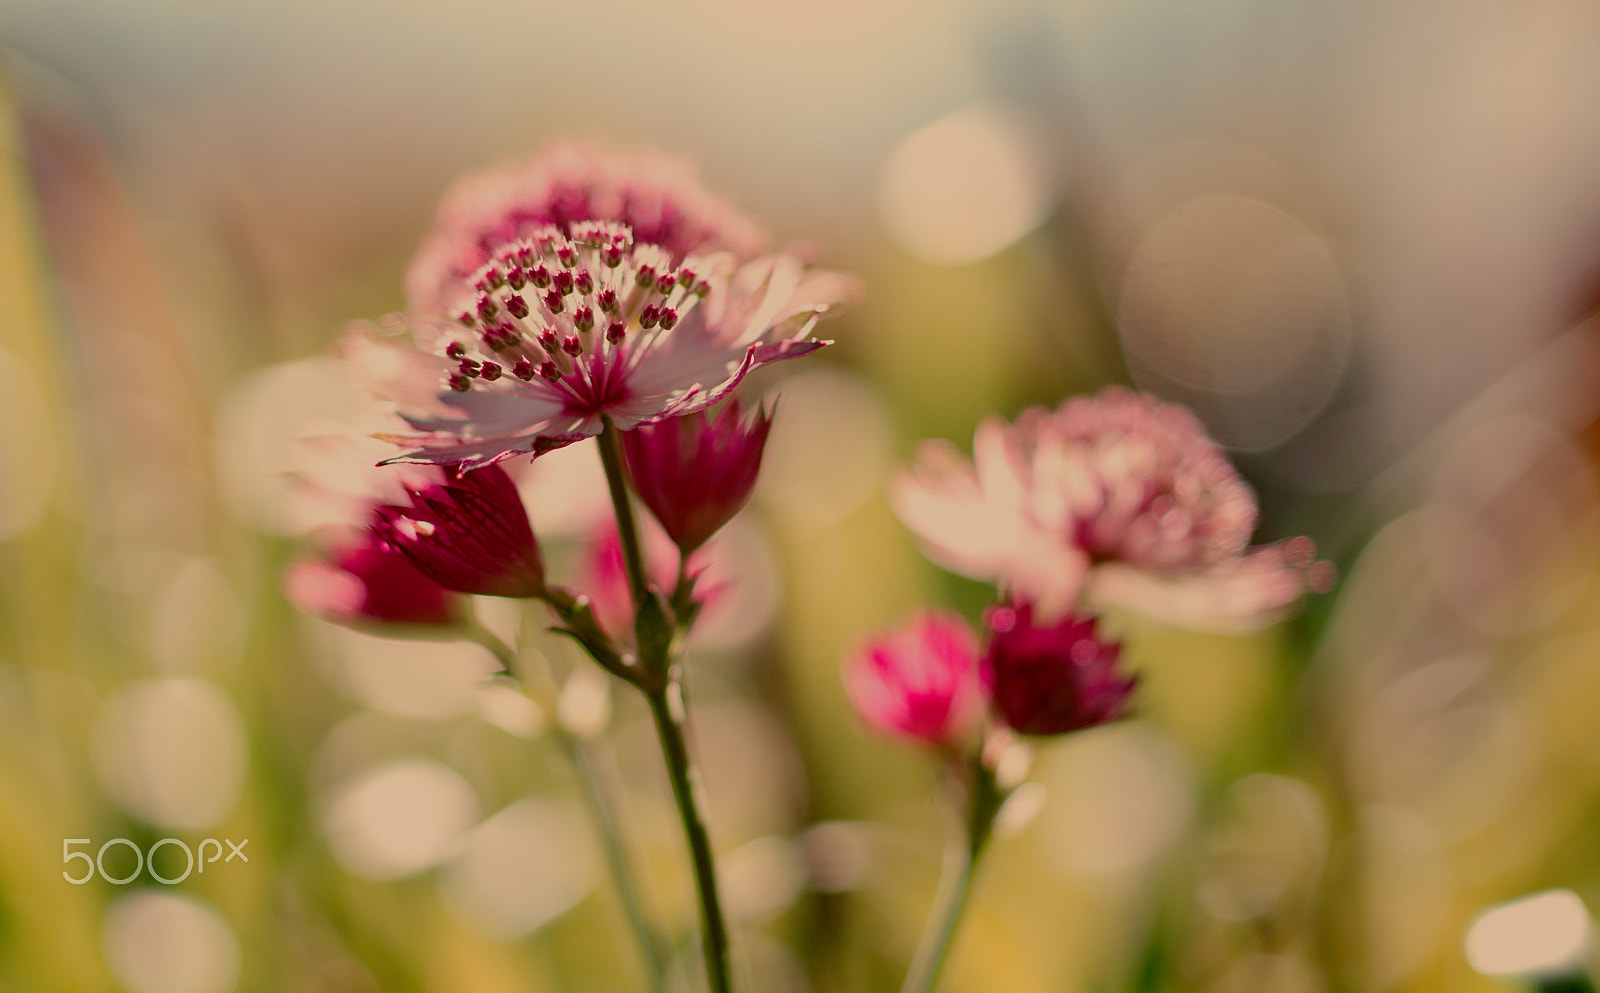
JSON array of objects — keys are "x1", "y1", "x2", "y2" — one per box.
[
  {"x1": 371, "y1": 462, "x2": 546, "y2": 598},
  {"x1": 983, "y1": 603, "x2": 1134, "y2": 736},
  {"x1": 407, "y1": 142, "x2": 771, "y2": 314},
  {"x1": 890, "y1": 387, "x2": 1332, "y2": 631},
  {"x1": 622, "y1": 398, "x2": 772, "y2": 554},
  {"x1": 579, "y1": 517, "x2": 729, "y2": 642},
  {"x1": 285, "y1": 533, "x2": 461, "y2": 628},
  {"x1": 365, "y1": 223, "x2": 857, "y2": 470},
  {"x1": 844, "y1": 611, "x2": 987, "y2": 748}
]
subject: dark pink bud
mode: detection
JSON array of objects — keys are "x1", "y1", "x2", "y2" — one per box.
[
  {"x1": 554, "y1": 270, "x2": 574, "y2": 295},
  {"x1": 657, "y1": 307, "x2": 678, "y2": 330},
  {"x1": 844, "y1": 611, "x2": 986, "y2": 747},
  {"x1": 530, "y1": 264, "x2": 552, "y2": 288},
  {"x1": 606, "y1": 320, "x2": 626, "y2": 343},
  {"x1": 982, "y1": 604, "x2": 1135, "y2": 736},
  {"x1": 640, "y1": 305, "x2": 660, "y2": 329},
  {"x1": 621, "y1": 399, "x2": 773, "y2": 554},
  {"x1": 574, "y1": 269, "x2": 594, "y2": 294},
  {"x1": 513, "y1": 359, "x2": 536, "y2": 380},
  {"x1": 285, "y1": 535, "x2": 460, "y2": 628},
  {"x1": 370, "y1": 464, "x2": 545, "y2": 598},
  {"x1": 539, "y1": 360, "x2": 562, "y2": 382},
  {"x1": 505, "y1": 294, "x2": 530, "y2": 318},
  {"x1": 479, "y1": 361, "x2": 503, "y2": 381}
]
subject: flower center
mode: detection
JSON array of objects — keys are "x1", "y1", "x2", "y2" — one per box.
[{"x1": 440, "y1": 222, "x2": 715, "y2": 410}]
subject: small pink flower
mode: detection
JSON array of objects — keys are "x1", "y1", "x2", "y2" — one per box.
[
  {"x1": 983, "y1": 603, "x2": 1135, "y2": 736},
  {"x1": 622, "y1": 398, "x2": 772, "y2": 554},
  {"x1": 285, "y1": 533, "x2": 461, "y2": 628},
  {"x1": 844, "y1": 612, "x2": 987, "y2": 747},
  {"x1": 890, "y1": 387, "x2": 1332, "y2": 631},
  {"x1": 364, "y1": 222, "x2": 857, "y2": 470},
  {"x1": 407, "y1": 142, "x2": 771, "y2": 314},
  {"x1": 577, "y1": 517, "x2": 730, "y2": 642},
  {"x1": 371, "y1": 463, "x2": 546, "y2": 598}
]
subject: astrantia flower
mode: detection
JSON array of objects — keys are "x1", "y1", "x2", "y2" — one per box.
[
  {"x1": 844, "y1": 611, "x2": 987, "y2": 748},
  {"x1": 890, "y1": 387, "x2": 1332, "y2": 631},
  {"x1": 371, "y1": 462, "x2": 545, "y2": 597},
  {"x1": 983, "y1": 603, "x2": 1134, "y2": 736},
  {"x1": 285, "y1": 533, "x2": 461, "y2": 628},
  {"x1": 622, "y1": 398, "x2": 772, "y2": 554},
  {"x1": 407, "y1": 142, "x2": 770, "y2": 315},
  {"x1": 367, "y1": 222, "x2": 857, "y2": 469}
]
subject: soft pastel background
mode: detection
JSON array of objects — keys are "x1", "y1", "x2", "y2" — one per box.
[{"x1": 4, "y1": 0, "x2": 1600, "y2": 991}]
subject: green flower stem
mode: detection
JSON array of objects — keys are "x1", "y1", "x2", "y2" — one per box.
[
  {"x1": 898, "y1": 755, "x2": 1007, "y2": 993},
  {"x1": 560, "y1": 732, "x2": 670, "y2": 993},
  {"x1": 465, "y1": 609, "x2": 668, "y2": 993},
  {"x1": 597, "y1": 418, "x2": 649, "y2": 607},
  {"x1": 595, "y1": 419, "x2": 734, "y2": 993},
  {"x1": 647, "y1": 682, "x2": 734, "y2": 993}
]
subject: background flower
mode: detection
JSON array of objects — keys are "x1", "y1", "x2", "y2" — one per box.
[
  {"x1": 844, "y1": 611, "x2": 987, "y2": 747},
  {"x1": 406, "y1": 142, "x2": 771, "y2": 315},
  {"x1": 891, "y1": 387, "x2": 1331, "y2": 631},
  {"x1": 982, "y1": 603, "x2": 1134, "y2": 736}
]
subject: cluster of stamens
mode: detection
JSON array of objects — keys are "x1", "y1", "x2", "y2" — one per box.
[{"x1": 439, "y1": 221, "x2": 715, "y2": 395}]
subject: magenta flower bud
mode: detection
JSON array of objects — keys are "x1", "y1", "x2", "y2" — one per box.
[
  {"x1": 621, "y1": 399, "x2": 773, "y2": 554},
  {"x1": 285, "y1": 535, "x2": 460, "y2": 628},
  {"x1": 844, "y1": 611, "x2": 987, "y2": 747},
  {"x1": 983, "y1": 603, "x2": 1135, "y2": 736},
  {"x1": 371, "y1": 463, "x2": 545, "y2": 598}
]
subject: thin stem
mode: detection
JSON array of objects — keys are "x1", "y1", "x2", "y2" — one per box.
[
  {"x1": 469, "y1": 610, "x2": 668, "y2": 993},
  {"x1": 464, "y1": 616, "x2": 517, "y2": 672},
  {"x1": 597, "y1": 417, "x2": 648, "y2": 607},
  {"x1": 647, "y1": 684, "x2": 734, "y2": 993},
  {"x1": 898, "y1": 840, "x2": 977, "y2": 993},
  {"x1": 898, "y1": 757, "x2": 1006, "y2": 993},
  {"x1": 597, "y1": 419, "x2": 732, "y2": 993},
  {"x1": 560, "y1": 733, "x2": 670, "y2": 993}
]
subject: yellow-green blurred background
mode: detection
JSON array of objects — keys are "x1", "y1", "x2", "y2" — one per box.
[{"x1": 5, "y1": 0, "x2": 1600, "y2": 991}]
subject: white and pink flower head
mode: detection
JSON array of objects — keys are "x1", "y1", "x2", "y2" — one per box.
[
  {"x1": 407, "y1": 142, "x2": 771, "y2": 315},
  {"x1": 362, "y1": 222, "x2": 857, "y2": 470},
  {"x1": 891, "y1": 387, "x2": 1333, "y2": 632}
]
